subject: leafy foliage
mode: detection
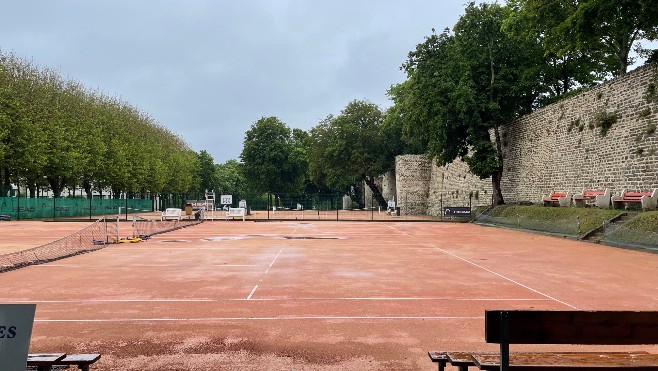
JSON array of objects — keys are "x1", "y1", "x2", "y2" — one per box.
[
  {"x1": 240, "y1": 116, "x2": 306, "y2": 195},
  {"x1": 307, "y1": 100, "x2": 392, "y2": 208},
  {"x1": 402, "y1": 3, "x2": 543, "y2": 205},
  {"x1": 0, "y1": 51, "x2": 199, "y2": 198}
]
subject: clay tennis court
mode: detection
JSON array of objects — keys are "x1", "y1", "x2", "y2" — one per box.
[{"x1": 1, "y1": 220, "x2": 658, "y2": 370}]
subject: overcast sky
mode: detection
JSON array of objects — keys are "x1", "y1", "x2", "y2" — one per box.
[{"x1": 0, "y1": 1, "x2": 470, "y2": 163}]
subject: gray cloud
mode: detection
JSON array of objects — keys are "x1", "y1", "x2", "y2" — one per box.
[{"x1": 0, "y1": 0, "x2": 467, "y2": 162}]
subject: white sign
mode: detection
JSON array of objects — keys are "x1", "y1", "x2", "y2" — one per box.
[
  {"x1": 387, "y1": 200, "x2": 396, "y2": 208},
  {"x1": 0, "y1": 304, "x2": 36, "y2": 371},
  {"x1": 220, "y1": 195, "x2": 233, "y2": 205}
]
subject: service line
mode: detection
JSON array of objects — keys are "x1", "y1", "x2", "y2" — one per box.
[{"x1": 35, "y1": 315, "x2": 483, "y2": 323}]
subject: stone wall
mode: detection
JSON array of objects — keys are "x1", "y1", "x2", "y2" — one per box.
[
  {"x1": 395, "y1": 155, "x2": 430, "y2": 215},
  {"x1": 501, "y1": 64, "x2": 658, "y2": 203},
  {"x1": 394, "y1": 64, "x2": 658, "y2": 213}
]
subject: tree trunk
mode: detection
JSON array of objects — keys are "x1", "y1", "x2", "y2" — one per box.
[
  {"x1": 47, "y1": 176, "x2": 66, "y2": 198},
  {"x1": 27, "y1": 183, "x2": 36, "y2": 198},
  {"x1": 491, "y1": 170, "x2": 505, "y2": 206},
  {"x1": 83, "y1": 180, "x2": 93, "y2": 199},
  {"x1": 362, "y1": 175, "x2": 387, "y2": 209}
]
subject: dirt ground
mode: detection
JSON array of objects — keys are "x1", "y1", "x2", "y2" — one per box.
[{"x1": 1, "y1": 220, "x2": 658, "y2": 370}]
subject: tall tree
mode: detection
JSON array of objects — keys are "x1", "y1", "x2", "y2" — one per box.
[
  {"x1": 307, "y1": 100, "x2": 393, "y2": 208},
  {"x1": 507, "y1": 0, "x2": 658, "y2": 76},
  {"x1": 504, "y1": 0, "x2": 607, "y2": 103},
  {"x1": 403, "y1": 3, "x2": 542, "y2": 205},
  {"x1": 240, "y1": 116, "x2": 305, "y2": 195},
  {"x1": 196, "y1": 150, "x2": 216, "y2": 195}
]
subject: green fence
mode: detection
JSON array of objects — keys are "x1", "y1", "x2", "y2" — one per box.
[{"x1": 0, "y1": 197, "x2": 153, "y2": 220}]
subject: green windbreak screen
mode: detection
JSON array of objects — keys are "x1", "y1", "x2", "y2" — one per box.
[{"x1": 0, "y1": 197, "x2": 153, "y2": 220}]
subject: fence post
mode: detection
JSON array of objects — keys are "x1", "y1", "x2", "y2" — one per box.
[{"x1": 53, "y1": 196, "x2": 56, "y2": 221}]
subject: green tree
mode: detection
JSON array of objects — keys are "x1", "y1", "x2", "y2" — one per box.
[
  {"x1": 240, "y1": 116, "x2": 305, "y2": 195},
  {"x1": 215, "y1": 159, "x2": 247, "y2": 198},
  {"x1": 507, "y1": 0, "x2": 658, "y2": 76},
  {"x1": 403, "y1": 3, "x2": 542, "y2": 205},
  {"x1": 504, "y1": 0, "x2": 606, "y2": 103},
  {"x1": 307, "y1": 100, "x2": 393, "y2": 208},
  {"x1": 196, "y1": 150, "x2": 216, "y2": 195}
]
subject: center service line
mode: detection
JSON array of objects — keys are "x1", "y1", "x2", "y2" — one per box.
[{"x1": 247, "y1": 247, "x2": 284, "y2": 300}]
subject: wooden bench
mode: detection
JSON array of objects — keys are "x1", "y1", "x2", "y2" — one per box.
[
  {"x1": 27, "y1": 353, "x2": 101, "y2": 371},
  {"x1": 611, "y1": 189, "x2": 658, "y2": 211},
  {"x1": 542, "y1": 192, "x2": 571, "y2": 207},
  {"x1": 226, "y1": 207, "x2": 246, "y2": 221},
  {"x1": 477, "y1": 310, "x2": 658, "y2": 371},
  {"x1": 161, "y1": 208, "x2": 182, "y2": 221},
  {"x1": 428, "y1": 351, "x2": 649, "y2": 371},
  {"x1": 572, "y1": 189, "x2": 610, "y2": 208}
]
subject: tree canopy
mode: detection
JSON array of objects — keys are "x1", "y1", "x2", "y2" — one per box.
[
  {"x1": 402, "y1": 3, "x2": 544, "y2": 205},
  {"x1": 240, "y1": 116, "x2": 306, "y2": 195},
  {"x1": 0, "y1": 51, "x2": 198, "y2": 198},
  {"x1": 307, "y1": 100, "x2": 394, "y2": 208}
]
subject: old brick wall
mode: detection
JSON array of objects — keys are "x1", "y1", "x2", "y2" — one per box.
[
  {"x1": 394, "y1": 64, "x2": 658, "y2": 213},
  {"x1": 501, "y1": 64, "x2": 658, "y2": 203}
]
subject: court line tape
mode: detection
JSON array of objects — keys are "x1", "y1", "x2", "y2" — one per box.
[
  {"x1": 37, "y1": 264, "x2": 264, "y2": 268},
  {"x1": 3, "y1": 297, "x2": 549, "y2": 303},
  {"x1": 386, "y1": 225, "x2": 413, "y2": 237},
  {"x1": 430, "y1": 244, "x2": 580, "y2": 310},
  {"x1": 34, "y1": 315, "x2": 483, "y2": 323},
  {"x1": 247, "y1": 247, "x2": 284, "y2": 300}
]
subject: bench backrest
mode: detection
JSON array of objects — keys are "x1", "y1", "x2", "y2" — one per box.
[
  {"x1": 624, "y1": 192, "x2": 651, "y2": 199},
  {"x1": 583, "y1": 190, "x2": 605, "y2": 197},
  {"x1": 228, "y1": 208, "x2": 245, "y2": 215},
  {"x1": 485, "y1": 310, "x2": 658, "y2": 345},
  {"x1": 164, "y1": 208, "x2": 181, "y2": 215}
]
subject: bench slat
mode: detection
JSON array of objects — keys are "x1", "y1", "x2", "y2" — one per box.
[
  {"x1": 486, "y1": 310, "x2": 658, "y2": 345},
  {"x1": 473, "y1": 352, "x2": 658, "y2": 370}
]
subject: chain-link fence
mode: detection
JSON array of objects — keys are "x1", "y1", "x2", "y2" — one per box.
[
  {"x1": 475, "y1": 213, "x2": 580, "y2": 236},
  {"x1": 602, "y1": 224, "x2": 658, "y2": 251},
  {"x1": 233, "y1": 192, "x2": 445, "y2": 221},
  {"x1": 0, "y1": 197, "x2": 153, "y2": 220}
]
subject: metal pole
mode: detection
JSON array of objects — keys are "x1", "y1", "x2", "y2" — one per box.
[{"x1": 53, "y1": 196, "x2": 56, "y2": 221}]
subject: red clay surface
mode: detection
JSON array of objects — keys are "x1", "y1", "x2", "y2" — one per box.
[{"x1": 1, "y1": 220, "x2": 658, "y2": 370}]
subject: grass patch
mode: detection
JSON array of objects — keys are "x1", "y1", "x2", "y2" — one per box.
[
  {"x1": 622, "y1": 211, "x2": 658, "y2": 232},
  {"x1": 485, "y1": 205, "x2": 622, "y2": 234}
]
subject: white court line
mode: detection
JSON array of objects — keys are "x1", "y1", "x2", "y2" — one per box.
[
  {"x1": 35, "y1": 315, "x2": 483, "y2": 323},
  {"x1": 431, "y1": 244, "x2": 580, "y2": 310},
  {"x1": 247, "y1": 247, "x2": 284, "y2": 300},
  {"x1": 2, "y1": 297, "x2": 549, "y2": 304},
  {"x1": 386, "y1": 225, "x2": 413, "y2": 237},
  {"x1": 36, "y1": 264, "x2": 263, "y2": 268},
  {"x1": 246, "y1": 285, "x2": 258, "y2": 300}
]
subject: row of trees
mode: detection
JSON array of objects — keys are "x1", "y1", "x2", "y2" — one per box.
[
  {"x1": 238, "y1": 0, "x2": 657, "y2": 207},
  {"x1": 0, "y1": 51, "x2": 200, "y2": 199}
]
